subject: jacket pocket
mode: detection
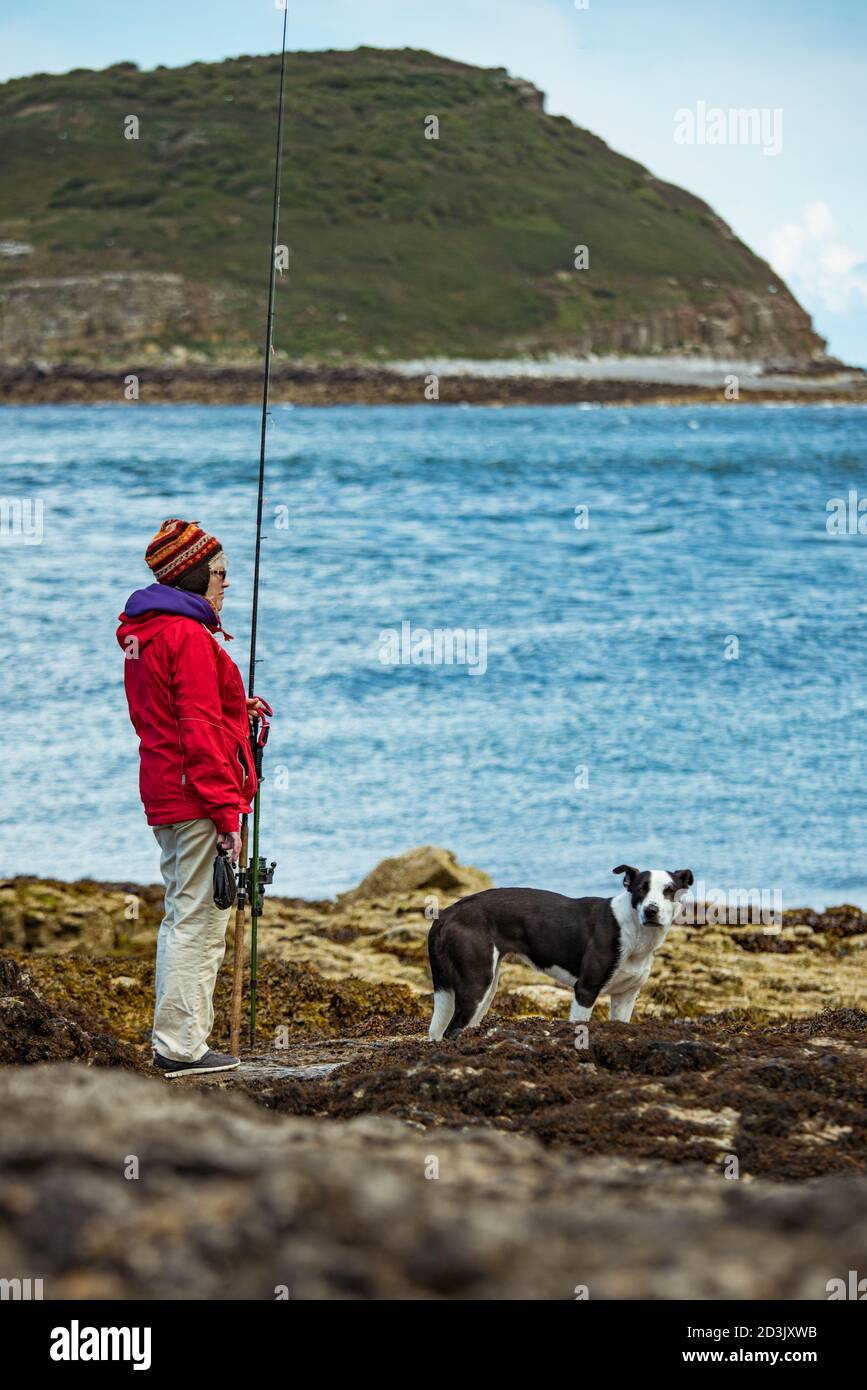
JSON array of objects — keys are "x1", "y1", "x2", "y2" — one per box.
[{"x1": 235, "y1": 741, "x2": 251, "y2": 787}]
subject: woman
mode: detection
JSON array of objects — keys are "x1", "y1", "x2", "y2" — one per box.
[{"x1": 117, "y1": 519, "x2": 267, "y2": 1078}]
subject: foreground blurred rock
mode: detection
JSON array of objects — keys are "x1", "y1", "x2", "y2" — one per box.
[{"x1": 0, "y1": 1064, "x2": 865, "y2": 1300}]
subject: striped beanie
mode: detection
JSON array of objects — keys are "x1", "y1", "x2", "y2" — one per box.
[{"x1": 145, "y1": 518, "x2": 222, "y2": 586}]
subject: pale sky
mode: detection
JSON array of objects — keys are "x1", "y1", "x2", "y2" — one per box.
[{"x1": 2, "y1": 0, "x2": 865, "y2": 363}]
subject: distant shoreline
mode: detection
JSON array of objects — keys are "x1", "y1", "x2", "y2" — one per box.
[{"x1": 2, "y1": 359, "x2": 866, "y2": 407}]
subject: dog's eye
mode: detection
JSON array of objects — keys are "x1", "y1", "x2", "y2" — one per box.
[{"x1": 663, "y1": 886, "x2": 675, "y2": 898}]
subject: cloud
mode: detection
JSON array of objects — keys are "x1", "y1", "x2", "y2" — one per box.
[{"x1": 767, "y1": 201, "x2": 867, "y2": 313}]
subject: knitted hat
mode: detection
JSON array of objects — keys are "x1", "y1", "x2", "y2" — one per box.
[{"x1": 145, "y1": 519, "x2": 222, "y2": 586}]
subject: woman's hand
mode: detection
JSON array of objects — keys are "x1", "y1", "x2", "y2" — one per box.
[
  {"x1": 246, "y1": 697, "x2": 266, "y2": 717},
  {"x1": 216, "y1": 830, "x2": 241, "y2": 865}
]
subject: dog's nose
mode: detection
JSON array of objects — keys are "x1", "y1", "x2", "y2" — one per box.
[{"x1": 644, "y1": 905, "x2": 660, "y2": 921}]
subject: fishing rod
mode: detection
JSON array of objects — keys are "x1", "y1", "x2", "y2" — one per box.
[{"x1": 230, "y1": 4, "x2": 289, "y2": 1055}]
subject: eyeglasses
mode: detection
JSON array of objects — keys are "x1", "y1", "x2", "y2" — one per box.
[{"x1": 209, "y1": 568, "x2": 227, "y2": 582}]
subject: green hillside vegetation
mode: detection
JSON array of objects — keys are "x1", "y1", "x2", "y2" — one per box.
[{"x1": 0, "y1": 48, "x2": 821, "y2": 362}]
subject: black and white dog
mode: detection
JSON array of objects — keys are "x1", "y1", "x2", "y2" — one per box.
[{"x1": 428, "y1": 865, "x2": 693, "y2": 1039}]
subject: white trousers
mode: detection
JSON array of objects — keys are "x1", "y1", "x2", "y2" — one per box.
[{"x1": 151, "y1": 817, "x2": 232, "y2": 1062}]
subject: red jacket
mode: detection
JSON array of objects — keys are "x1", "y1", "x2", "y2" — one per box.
[{"x1": 116, "y1": 585, "x2": 257, "y2": 833}]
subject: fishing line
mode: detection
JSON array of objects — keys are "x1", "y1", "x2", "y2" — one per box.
[{"x1": 230, "y1": 3, "x2": 289, "y2": 1053}]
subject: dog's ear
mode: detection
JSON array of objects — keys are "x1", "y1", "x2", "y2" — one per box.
[
  {"x1": 613, "y1": 864, "x2": 638, "y2": 890},
  {"x1": 670, "y1": 869, "x2": 694, "y2": 892}
]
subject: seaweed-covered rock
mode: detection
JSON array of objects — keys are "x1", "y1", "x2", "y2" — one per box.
[
  {"x1": 0, "y1": 955, "x2": 143, "y2": 1068},
  {"x1": 235, "y1": 1013, "x2": 867, "y2": 1181},
  {"x1": 11, "y1": 953, "x2": 429, "y2": 1051}
]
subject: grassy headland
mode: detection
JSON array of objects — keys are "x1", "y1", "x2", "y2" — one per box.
[{"x1": 0, "y1": 48, "x2": 831, "y2": 382}]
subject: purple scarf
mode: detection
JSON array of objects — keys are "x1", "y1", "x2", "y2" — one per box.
[{"x1": 122, "y1": 582, "x2": 233, "y2": 640}]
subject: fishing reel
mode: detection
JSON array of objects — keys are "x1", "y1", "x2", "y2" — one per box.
[
  {"x1": 237, "y1": 856, "x2": 277, "y2": 910},
  {"x1": 254, "y1": 856, "x2": 277, "y2": 896}
]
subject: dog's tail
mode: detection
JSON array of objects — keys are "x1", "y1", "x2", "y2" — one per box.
[{"x1": 427, "y1": 917, "x2": 456, "y2": 1040}]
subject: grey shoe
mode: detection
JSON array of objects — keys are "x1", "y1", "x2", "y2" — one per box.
[{"x1": 153, "y1": 1049, "x2": 240, "y2": 1079}]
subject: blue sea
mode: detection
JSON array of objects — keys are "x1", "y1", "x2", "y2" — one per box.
[{"x1": 1, "y1": 403, "x2": 866, "y2": 908}]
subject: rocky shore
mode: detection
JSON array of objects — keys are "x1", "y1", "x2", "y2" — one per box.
[
  {"x1": 2, "y1": 360, "x2": 866, "y2": 406},
  {"x1": 1, "y1": 846, "x2": 865, "y2": 1299}
]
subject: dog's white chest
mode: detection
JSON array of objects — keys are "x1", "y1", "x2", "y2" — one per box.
[
  {"x1": 605, "y1": 897, "x2": 665, "y2": 995},
  {"x1": 605, "y1": 953, "x2": 654, "y2": 996}
]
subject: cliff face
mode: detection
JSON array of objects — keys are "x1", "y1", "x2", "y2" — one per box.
[
  {"x1": 0, "y1": 273, "x2": 822, "y2": 368},
  {"x1": 518, "y1": 282, "x2": 823, "y2": 362},
  {"x1": 0, "y1": 272, "x2": 244, "y2": 362},
  {"x1": 0, "y1": 49, "x2": 828, "y2": 368}
]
